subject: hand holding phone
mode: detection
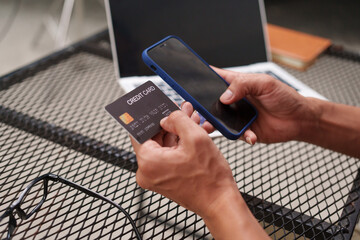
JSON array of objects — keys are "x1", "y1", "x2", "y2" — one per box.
[{"x1": 142, "y1": 36, "x2": 257, "y2": 140}]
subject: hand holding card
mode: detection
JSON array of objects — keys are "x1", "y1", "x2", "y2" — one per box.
[{"x1": 105, "y1": 81, "x2": 179, "y2": 143}]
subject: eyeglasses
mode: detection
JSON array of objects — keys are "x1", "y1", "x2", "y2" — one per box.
[{"x1": 0, "y1": 173, "x2": 142, "y2": 240}]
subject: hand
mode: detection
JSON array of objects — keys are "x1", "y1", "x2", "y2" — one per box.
[
  {"x1": 214, "y1": 67, "x2": 316, "y2": 144},
  {"x1": 131, "y1": 102, "x2": 238, "y2": 217},
  {"x1": 181, "y1": 101, "x2": 215, "y2": 135},
  {"x1": 131, "y1": 102, "x2": 270, "y2": 239}
]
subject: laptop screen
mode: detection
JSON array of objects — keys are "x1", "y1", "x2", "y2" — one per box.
[{"x1": 107, "y1": 0, "x2": 268, "y2": 77}]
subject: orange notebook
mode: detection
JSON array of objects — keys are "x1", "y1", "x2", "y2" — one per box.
[{"x1": 267, "y1": 24, "x2": 331, "y2": 70}]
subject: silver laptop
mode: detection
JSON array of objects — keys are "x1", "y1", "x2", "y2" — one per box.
[
  {"x1": 105, "y1": 0, "x2": 325, "y2": 101},
  {"x1": 105, "y1": 0, "x2": 325, "y2": 133}
]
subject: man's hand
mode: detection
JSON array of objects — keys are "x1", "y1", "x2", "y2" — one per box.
[
  {"x1": 131, "y1": 102, "x2": 238, "y2": 217},
  {"x1": 214, "y1": 67, "x2": 360, "y2": 158},
  {"x1": 131, "y1": 102, "x2": 270, "y2": 239},
  {"x1": 214, "y1": 67, "x2": 316, "y2": 144}
]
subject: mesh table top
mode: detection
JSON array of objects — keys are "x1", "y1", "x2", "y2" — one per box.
[{"x1": 1, "y1": 32, "x2": 360, "y2": 239}]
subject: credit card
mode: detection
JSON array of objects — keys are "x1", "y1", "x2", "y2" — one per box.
[{"x1": 105, "y1": 81, "x2": 179, "y2": 143}]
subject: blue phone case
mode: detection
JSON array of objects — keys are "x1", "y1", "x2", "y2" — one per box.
[{"x1": 142, "y1": 35, "x2": 257, "y2": 140}]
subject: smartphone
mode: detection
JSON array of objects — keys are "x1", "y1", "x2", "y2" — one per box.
[{"x1": 142, "y1": 35, "x2": 257, "y2": 140}]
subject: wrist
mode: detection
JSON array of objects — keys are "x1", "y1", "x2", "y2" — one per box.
[
  {"x1": 295, "y1": 97, "x2": 323, "y2": 143},
  {"x1": 201, "y1": 188, "x2": 247, "y2": 221},
  {"x1": 201, "y1": 189, "x2": 269, "y2": 240},
  {"x1": 296, "y1": 98, "x2": 360, "y2": 157}
]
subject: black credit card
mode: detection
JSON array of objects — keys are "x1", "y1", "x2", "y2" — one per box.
[{"x1": 105, "y1": 81, "x2": 179, "y2": 143}]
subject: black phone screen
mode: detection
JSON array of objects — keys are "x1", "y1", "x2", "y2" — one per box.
[{"x1": 148, "y1": 37, "x2": 257, "y2": 134}]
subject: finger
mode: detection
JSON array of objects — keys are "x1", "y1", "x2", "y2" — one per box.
[
  {"x1": 211, "y1": 66, "x2": 238, "y2": 84},
  {"x1": 130, "y1": 134, "x2": 161, "y2": 153},
  {"x1": 219, "y1": 73, "x2": 275, "y2": 105},
  {"x1": 151, "y1": 130, "x2": 165, "y2": 146},
  {"x1": 130, "y1": 135, "x2": 141, "y2": 152},
  {"x1": 163, "y1": 132, "x2": 179, "y2": 147},
  {"x1": 180, "y1": 101, "x2": 186, "y2": 108},
  {"x1": 160, "y1": 110, "x2": 206, "y2": 144},
  {"x1": 240, "y1": 129, "x2": 257, "y2": 145},
  {"x1": 202, "y1": 121, "x2": 215, "y2": 134},
  {"x1": 180, "y1": 101, "x2": 194, "y2": 117},
  {"x1": 191, "y1": 111, "x2": 201, "y2": 124}
]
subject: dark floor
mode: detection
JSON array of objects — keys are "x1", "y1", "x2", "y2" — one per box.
[{"x1": 265, "y1": 0, "x2": 360, "y2": 53}]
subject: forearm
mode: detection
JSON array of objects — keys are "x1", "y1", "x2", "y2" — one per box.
[
  {"x1": 201, "y1": 190, "x2": 270, "y2": 240},
  {"x1": 299, "y1": 98, "x2": 360, "y2": 158}
]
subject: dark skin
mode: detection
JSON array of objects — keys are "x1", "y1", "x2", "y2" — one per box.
[
  {"x1": 216, "y1": 67, "x2": 360, "y2": 158},
  {"x1": 131, "y1": 68, "x2": 360, "y2": 239},
  {"x1": 131, "y1": 103, "x2": 269, "y2": 240}
]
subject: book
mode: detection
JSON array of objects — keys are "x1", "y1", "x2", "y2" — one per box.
[{"x1": 267, "y1": 24, "x2": 331, "y2": 70}]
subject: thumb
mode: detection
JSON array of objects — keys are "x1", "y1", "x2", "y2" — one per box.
[
  {"x1": 160, "y1": 110, "x2": 206, "y2": 143},
  {"x1": 219, "y1": 73, "x2": 275, "y2": 105}
]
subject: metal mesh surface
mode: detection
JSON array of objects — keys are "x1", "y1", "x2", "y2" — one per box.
[
  {"x1": 286, "y1": 55, "x2": 360, "y2": 107},
  {"x1": 1, "y1": 33, "x2": 360, "y2": 239}
]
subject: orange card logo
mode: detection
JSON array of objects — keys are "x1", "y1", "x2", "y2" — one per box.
[{"x1": 119, "y1": 112, "x2": 134, "y2": 125}]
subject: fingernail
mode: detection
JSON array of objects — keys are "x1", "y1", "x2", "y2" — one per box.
[
  {"x1": 246, "y1": 137, "x2": 253, "y2": 145},
  {"x1": 181, "y1": 101, "x2": 190, "y2": 109},
  {"x1": 220, "y1": 89, "x2": 233, "y2": 102},
  {"x1": 180, "y1": 101, "x2": 186, "y2": 109}
]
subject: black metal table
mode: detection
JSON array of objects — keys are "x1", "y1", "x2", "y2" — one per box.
[{"x1": 1, "y1": 31, "x2": 360, "y2": 239}]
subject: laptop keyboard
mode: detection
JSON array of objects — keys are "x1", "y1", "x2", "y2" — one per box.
[
  {"x1": 133, "y1": 81, "x2": 184, "y2": 106},
  {"x1": 156, "y1": 82, "x2": 185, "y2": 105}
]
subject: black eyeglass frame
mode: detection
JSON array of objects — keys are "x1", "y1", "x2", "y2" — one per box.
[{"x1": 0, "y1": 173, "x2": 142, "y2": 240}]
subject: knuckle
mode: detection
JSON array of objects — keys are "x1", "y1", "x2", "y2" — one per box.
[
  {"x1": 168, "y1": 110, "x2": 183, "y2": 121},
  {"x1": 136, "y1": 155, "x2": 152, "y2": 173},
  {"x1": 136, "y1": 158, "x2": 157, "y2": 184},
  {"x1": 191, "y1": 131, "x2": 210, "y2": 146},
  {"x1": 231, "y1": 77, "x2": 243, "y2": 88},
  {"x1": 229, "y1": 74, "x2": 250, "y2": 96},
  {"x1": 255, "y1": 73, "x2": 278, "y2": 92},
  {"x1": 261, "y1": 73, "x2": 277, "y2": 86},
  {"x1": 136, "y1": 147, "x2": 155, "y2": 172},
  {"x1": 136, "y1": 172, "x2": 149, "y2": 189}
]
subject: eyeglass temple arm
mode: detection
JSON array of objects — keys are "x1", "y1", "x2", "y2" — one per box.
[
  {"x1": 0, "y1": 173, "x2": 142, "y2": 240},
  {"x1": 52, "y1": 175, "x2": 142, "y2": 240},
  {"x1": 0, "y1": 208, "x2": 13, "y2": 222}
]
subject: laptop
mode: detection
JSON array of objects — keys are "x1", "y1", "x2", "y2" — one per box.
[{"x1": 105, "y1": 0, "x2": 325, "y2": 137}]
